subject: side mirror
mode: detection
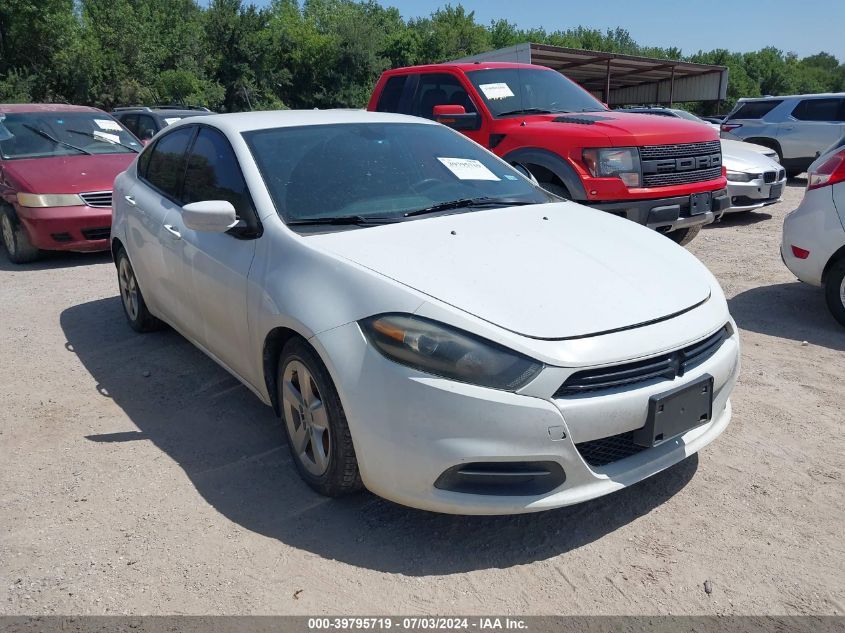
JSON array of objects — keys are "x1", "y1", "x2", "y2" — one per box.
[
  {"x1": 182, "y1": 200, "x2": 238, "y2": 233},
  {"x1": 512, "y1": 163, "x2": 539, "y2": 185},
  {"x1": 432, "y1": 104, "x2": 479, "y2": 130}
]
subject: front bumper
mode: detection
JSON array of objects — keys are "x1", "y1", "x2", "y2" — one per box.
[
  {"x1": 592, "y1": 188, "x2": 730, "y2": 232},
  {"x1": 725, "y1": 176, "x2": 786, "y2": 213},
  {"x1": 15, "y1": 204, "x2": 112, "y2": 251},
  {"x1": 312, "y1": 318, "x2": 740, "y2": 515}
]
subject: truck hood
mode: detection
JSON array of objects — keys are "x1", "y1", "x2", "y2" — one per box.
[
  {"x1": 307, "y1": 202, "x2": 712, "y2": 339},
  {"x1": 1, "y1": 153, "x2": 135, "y2": 194},
  {"x1": 515, "y1": 111, "x2": 720, "y2": 147}
]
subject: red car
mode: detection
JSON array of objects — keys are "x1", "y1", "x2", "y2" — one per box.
[
  {"x1": 0, "y1": 104, "x2": 140, "y2": 263},
  {"x1": 368, "y1": 63, "x2": 729, "y2": 244}
]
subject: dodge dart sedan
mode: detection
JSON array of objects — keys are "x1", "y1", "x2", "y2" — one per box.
[{"x1": 111, "y1": 110, "x2": 740, "y2": 514}]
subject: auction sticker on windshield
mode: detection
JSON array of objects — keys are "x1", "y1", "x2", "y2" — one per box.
[
  {"x1": 94, "y1": 119, "x2": 123, "y2": 131},
  {"x1": 478, "y1": 82, "x2": 515, "y2": 100},
  {"x1": 437, "y1": 157, "x2": 501, "y2": 181}
]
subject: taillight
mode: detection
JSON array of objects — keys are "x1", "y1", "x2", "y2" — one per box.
[
  {"x1": 807, "y1": 148, "x2": 845, "y2": 190},
  {"x1": 721, "y1": 123, "x2": 742, "y2": 133},
  {"x1": 791, "y1": 245, "x2": 810, "y2": 259}
]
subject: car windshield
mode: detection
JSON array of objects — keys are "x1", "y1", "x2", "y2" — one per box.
[
  {"x1": 670, "y1": 109, "x2": 707, "y2": 123},
  {"x1": 466, "y1": 68, "x2": 607, "y2": 117},
  {"x1": 0, "y1": 111, "x2": 140, "y2": 160},
  {"x1": 243, "y1": 122, "x2": 552, "y2": 225}
]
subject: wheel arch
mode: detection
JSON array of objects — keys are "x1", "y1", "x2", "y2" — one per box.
[
  {"x1": 502, "y1": 148, "x2": 587, "y2": 200},
  {"x1": 822, "y1": 244, "x2": 845, "y2": 283},
  {"x1": 263, "y1": 326, "x2": 309, "y2": 417},
  {"x1": 744, "y1": 137, "x2": 783, "y2": 159},
  {"x1": 111, "y1": 237, "x2": 124, "y2": 266}
]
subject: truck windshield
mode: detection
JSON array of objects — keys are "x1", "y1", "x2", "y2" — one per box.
[
  {"x1": 0, "y1": 112, "x2": 141, "y2": 160},
  {"x1": 466, "y1": 68, "x2": 607, "y2": 118},
  {"x1": 244, "y1": 122, "x2": 552, "y2": 225}
]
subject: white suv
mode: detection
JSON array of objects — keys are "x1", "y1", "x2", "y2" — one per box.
[{"x1": 781, "y1": 141, "x2": 845, "y2": 326}]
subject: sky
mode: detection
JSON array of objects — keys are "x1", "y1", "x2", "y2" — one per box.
[{"x1": 249, "y1": 0, "x2": 845, "y2": 61}]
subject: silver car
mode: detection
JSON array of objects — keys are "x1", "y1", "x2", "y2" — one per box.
[
  {"x1": 722, "y1": 139, "x2": 786, "y2": 213},
  {"x1": 721, "y1": 94, "x2": 845, "y2": 177}
]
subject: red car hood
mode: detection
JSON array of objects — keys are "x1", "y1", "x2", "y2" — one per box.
[
  {"x1": 512, "y1": 111, "x2": 720, "y2": 147},
  {"x1": 2, "y1": 153, "x2": 135, "y2": 194}
]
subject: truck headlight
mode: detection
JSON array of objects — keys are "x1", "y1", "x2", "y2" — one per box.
[
  {"x1": 17, "y1": 193, "x2": 84, "y2": 207},
  {"x1": 360, "y1": 314, "x2": 543, "y2": 391},
  {"x1": 726, "y1": 171, "x2": 755, "y2": 182},
  {"x1": 582, "y1": 147, "x2": 641, "y2": 187}
]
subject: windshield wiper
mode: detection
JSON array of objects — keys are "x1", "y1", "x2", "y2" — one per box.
[
  {"x1": 286, "y1": 215, "x2": 403, "y2": 226},
  {"x1": 497, "y1": 108, "x2": 558, "y2": 117},
  {"x1": 22, "y1": 124, "x2": 92, "y2": 155},
  {"x1": 67, "y1": 129, "x2": 139, "y2": 153},
  {"x1": 404, "y1": 197, "x2": 537, "y2": 218}
]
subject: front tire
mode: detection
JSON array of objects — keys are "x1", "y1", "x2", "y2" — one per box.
[
  {"x1": 115, "y1": 248, "x2": 163, "y2": 332},
  {"x1": 666, "y1": 225, "x2": 701, "y2": 246},
  {"x1": 824, "y1": 259, "x2": 845, "y2": 327},
  {"x1": 1, "y1": 206, "x2": 40, "y2": 264},
  {"x1": 278, "y1": 338, "x2": 362, "y2": 497}
]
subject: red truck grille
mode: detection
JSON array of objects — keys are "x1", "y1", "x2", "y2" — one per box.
[{"x1": 640, "y1": 140, "x2": 722, "y2": 188}]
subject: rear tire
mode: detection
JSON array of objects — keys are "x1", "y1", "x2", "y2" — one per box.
[
  {"x1": 824, "y1": 259, "x2": 845, "y2": 327},
  {"x1": 278, "y1": 338, "x2": 363, "y2": 497},
  {"x1": 666, "y1": 224, "x2": 701, "y2": 246},
  {"x1": 1, "y1": 206, "x2": 40, "y2": 264},
  {"x1": 115, "y1": 247, "x2": 163, "y2": 332}
]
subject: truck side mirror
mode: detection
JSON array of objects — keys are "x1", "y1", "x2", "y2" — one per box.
[{"x1": 432, "y1": 105, "x2": 479, "y2": 130}]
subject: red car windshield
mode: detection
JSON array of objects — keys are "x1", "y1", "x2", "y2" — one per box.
[
  {"x1": 0, "y1": 112, "x2": 140, "y2": 160},
  {"x1": 466, "y1": 68, "x2": 607, "y2": 117}
]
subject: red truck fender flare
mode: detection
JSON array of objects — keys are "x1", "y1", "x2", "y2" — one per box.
[{"x1": 501, "y1": 148, "x2": 587, "y2": 201}]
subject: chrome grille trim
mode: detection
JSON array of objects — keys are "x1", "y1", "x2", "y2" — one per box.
[{"x1": 79, "y1": 191, "x2": 113, "y2": 208}]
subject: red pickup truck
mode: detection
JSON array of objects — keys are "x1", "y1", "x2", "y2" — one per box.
[{"x1": 368, "y1": 62, "x2": 728, "y2": 244}]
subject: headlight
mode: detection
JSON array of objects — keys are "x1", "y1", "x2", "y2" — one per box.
[
  {"x1": 17, "y1": 193, "x2": 84, "y2": 207},
  {"x1": 582, "y1": 147, "x2": 641, "y2": 187},
  {"x1": 360, "y1": 314, "x2": 543, "y2": 391},
  {"x1": 726, "y1": 171, "x2": 755, "y2": 182}
]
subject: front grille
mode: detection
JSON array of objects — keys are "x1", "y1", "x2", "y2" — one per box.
[
  {"x1": 81, "y1": 227, "x2": 110, "y2": 240},
  {"x1": 643, "y1": 166, "x2": 723, "y2": 188},
  {"x1": 763, "y1": 171, "x2": 776, "y2": 183},
  {"x1": 778, "y1": 168, "x2": 786, "y2": 180},
  {"x1": 575, "y1": 432, "x2": 647, "y2": 467},
  {"x1": 555, "y1": 326, "x2": 729, "y2": 397},
  {"x1": 79, "y1": 191, "x2": 112, "y2": 208},
  {"x1": 640, "y1": 140, "x2": 721, "y2": 160},
  {"x1": 51, "y1": 232, "x2": 72, "y2": 242}
]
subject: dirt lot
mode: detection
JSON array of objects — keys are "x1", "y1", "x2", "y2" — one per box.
[{"x1": 1, "y1": 180, "x2": 843, "y2": 616}]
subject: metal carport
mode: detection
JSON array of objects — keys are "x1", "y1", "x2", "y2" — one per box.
[{"x1": 456, "y1": 43, "x2": 728, "y2": 107}]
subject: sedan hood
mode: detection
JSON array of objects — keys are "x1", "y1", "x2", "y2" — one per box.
[
  {"x1": 1, "y1": 153, "x2": 136, "y2": 194},
  {"x1": 721, "y1": 139, "x2": 781, "y2": 173},
  {"x1": 306, "y1": 203, "x2": 712, "y2": 339}
]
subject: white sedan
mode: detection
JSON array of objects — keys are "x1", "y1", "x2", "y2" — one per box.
[
  {"x1": 782, "y1": 143, "x2": 845, "y2": 326},
  {"x1": 111, "y1": 110, "x2": 740, "y2": 514},
  {"x1": 723, "y1": 138, "x2": 787, "y2": 213}
]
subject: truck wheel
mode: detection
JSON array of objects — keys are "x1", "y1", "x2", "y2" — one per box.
[
  {"x1": 541, "y1": 182, "x2": 570, "y2": 199},
  {"x1": 1, "y1": 206, "x2": 40, "y2": 264},
  {"x1": 666, "y1": 225, "x2": 701, "y2": 246},
  {"x1": 824, "y1": 259, "x2": 845, "y2": 327}
]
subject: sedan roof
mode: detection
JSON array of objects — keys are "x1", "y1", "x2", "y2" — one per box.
[{"x1": 0, "y1": 103, "x2": 103, "y2": 115}]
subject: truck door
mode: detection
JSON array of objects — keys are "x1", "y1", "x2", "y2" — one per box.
[{"x1": 408, "y1": 72, "x2": 489, "y2": 148}]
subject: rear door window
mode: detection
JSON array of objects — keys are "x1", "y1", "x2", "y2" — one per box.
[
  {"x1": 791, "y1": 98, "x2": 845, "y2": 122},
  {"x1": 727, "y1": 100, "x2": 782, "y2": 120},
  {"x1": 375, "y1": 76, "x2": 408, "y2": 113},
  {"x1": 143, "y1": 126, "x2": 195, "y2": 199},
  {"x1": 119, "y1": 114, "x2": 139, "y2": 137},
  {"x1": 136, "y1": 115, "x2": 158, "y2": 140}
]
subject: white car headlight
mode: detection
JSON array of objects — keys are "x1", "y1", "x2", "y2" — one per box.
[
  {"x1": 17, "y1": 193, "x2": 84, "y2": 207},
  {"x1": 360, "y1": 314, "x2": 543, "y2": 391},
  {"x1": 726, "y1": 171, "x2": 755, "y2": 182}
]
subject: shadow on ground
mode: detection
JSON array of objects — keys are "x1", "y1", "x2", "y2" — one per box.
[
  {"x1": 61, "y1": 296, "x2": 698, "y2": 575},
  {"x1": 0, "y1": 249, "x2": 111, "y2": 272},
  {"x1": 706, "y1": 210, "x2": 773, "y2": 228},
  {"x1": 729, "y1": 281, "x2": 844, "y2": 351}
]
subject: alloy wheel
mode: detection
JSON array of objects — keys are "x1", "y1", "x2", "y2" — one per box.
[
  {"x1": 840, "y1": 276, "x2": 845, "y2": 309},
  {"x1": 282, "y1": 360, "x2": 332, "y2": 476},
  {"x1": 118, "y1": 257, "x2": 140, "y2": 322}
]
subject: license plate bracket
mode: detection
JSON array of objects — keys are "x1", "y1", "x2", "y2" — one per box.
[
  {"x1": 689, "y1": 192, "x2": 712, "y2": 215},
  {"x1": 633, "y1": 375, "x2": 714, "y2": 448},
  {"x1": 770, "y1": 182, "x2": 784, "y2": 199}
]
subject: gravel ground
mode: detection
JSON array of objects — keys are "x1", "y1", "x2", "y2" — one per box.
[{"x1": 1, "y1": 179, "x2": 843, "y2": 616}]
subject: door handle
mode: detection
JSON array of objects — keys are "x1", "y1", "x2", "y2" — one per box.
[
  {"x1": 124, "y1": 195, "x2": 136, "y2": 206},
  {"x1": 163, "y1": 224, "x2": 182, "y2": 240}
]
